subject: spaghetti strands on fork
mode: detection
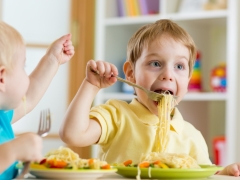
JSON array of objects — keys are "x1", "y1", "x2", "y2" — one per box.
[{"x1": 153, "y1": 93, "x2": 176, "y2": 152}]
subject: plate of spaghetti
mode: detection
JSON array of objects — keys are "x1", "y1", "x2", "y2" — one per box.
[
  {"x1": 113, "y1": 152, "x2": 223, "y2": 179},
  {"x1": 29, "y1": 168, "x2": 117, "y2": 179},
  {"x1": 115, "y1": 165, "x2": 222, "y2": 179},
  {"x1": 29, "y1": 146, "x2": 117, "y2": 179}
]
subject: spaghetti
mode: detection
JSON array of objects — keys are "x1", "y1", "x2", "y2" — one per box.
[
  {"x1": 42, "y1": 146, "x2": 110, "y2": 170},
  {"x1": 22, "y1": 95, "x2": 27, "y2": 115},
  {"x1": 45, "y1": 146, "x2": 80, "y2": 169},
  {"x1": 154, "y1": 93, "x2": 176, "y2": 152},
  {"x1": 140, "y1": 152, "x2": 201, "y2": 169}
]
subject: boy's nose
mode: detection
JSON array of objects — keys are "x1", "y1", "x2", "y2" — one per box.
[{"x1": 159, "y1": 67, "x2": 173, "y2": 81}]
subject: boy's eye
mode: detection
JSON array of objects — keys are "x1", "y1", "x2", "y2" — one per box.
[
  {"x1": 176, "y1": 64, "x2": 184, "y2": 70},
  {"x1": 150, "y1": 61, "x2": 160, "y2": 67}
]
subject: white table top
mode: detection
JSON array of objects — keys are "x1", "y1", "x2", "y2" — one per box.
[
  {"x1": 100, "y1": 174, "x2": 240, "y2": 180},
  {"x1": 20, "y1": 173, "x2": 240, "y2": 180}
]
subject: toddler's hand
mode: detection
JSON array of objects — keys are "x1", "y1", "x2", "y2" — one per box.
[
  {"x1": 86, "y1": 60, "x2": 118, "y2": 89},
  {"x1": 45, "y1": 34, "x2": 75, "y2": 65},
  {"x1": 218, "y1": 163, "x2": 240, "y2": 176},
  {"x1": 13, "y1": 133, "x2": 43, "y2": 162}
]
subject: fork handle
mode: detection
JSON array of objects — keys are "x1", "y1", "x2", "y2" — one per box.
[
  {"x1": 115, "y1": 76, "x2": 147, "y2": 92},
  {"x1": 16, "y1": 161, "x2": 30, "y2": 179},
  {"x1": 90, "y1": 68, "x2": 148, "y2": 93}
]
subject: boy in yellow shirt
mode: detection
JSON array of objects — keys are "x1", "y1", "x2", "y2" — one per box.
[
  {"x1": 60, "y1": 19, "x2": 239, "y2": 176},
  {"x1": 0, "y1": 21, "x2": 74, "y2": 179}
]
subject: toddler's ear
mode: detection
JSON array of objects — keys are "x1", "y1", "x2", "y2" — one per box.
[
  {"x1": 0, "y1": 66, "x2": 6, "y2": 92},
  {"x1": 123, "y1": 61, "x2": 135, "y2": 83}
]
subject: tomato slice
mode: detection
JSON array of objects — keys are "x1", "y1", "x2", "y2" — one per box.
[
  {"x1": 39, "y1": 158, "x2": 47, "y2": 165},
  {"x1": 47, "y1": 159, "x2": 68, "y2": 168}
]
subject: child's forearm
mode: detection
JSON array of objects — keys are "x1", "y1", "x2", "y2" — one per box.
[
  {"x1": 59, "y1": 79, "x2": 100, "y2": 146},
  {"x1": 0, "y1": 142, "x2": 17, "y2": 173},
  {"x1": 27, "y1": 55, "x2": 59, "y2": 108},
  {"x1": 12, "y1": 55, "x2": 59, "y2": 122}
]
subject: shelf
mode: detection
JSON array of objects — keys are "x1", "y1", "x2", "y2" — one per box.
[
  {"x1": 105, "y1": 10, "x2": 228, "y2": 26},
  {"x1": 98, "y1": 92, "x2": 227, "y2": 102},
  {"x1": 165, "y1": 10, "x2": 228, "y2": 21},
  {"x1": 184, "y1": 92, "x2": 227, "y2": 101}
]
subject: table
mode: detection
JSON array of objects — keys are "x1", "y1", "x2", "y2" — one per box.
[
  {"x1": 101, "y1": 174, "x2": 240, "y2": 180},
  {"x1": 20, "y1": 173, "x2": 240, "y2": 180}
]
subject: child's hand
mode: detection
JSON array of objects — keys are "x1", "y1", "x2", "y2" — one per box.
[
  {"x1": 217, "y1": 163, "x2": 240, "y2": 176},
  {"x1": 13, "y1": 133, "x2": 43, "y2": 162},
  {"x1": 45, "y1": 34, "x2": 75, "y2": 65},
  {"x1": 86, "y1": 60, "x2": 118, "y2": 89}
]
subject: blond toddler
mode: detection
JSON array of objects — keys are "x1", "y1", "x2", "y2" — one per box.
[{"x1": 0, "y1": 21, "x2": 74, "y2": 179}]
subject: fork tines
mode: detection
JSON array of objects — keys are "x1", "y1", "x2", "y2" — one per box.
[{"x1": 38, "y1": 108, "x2": 51, "y2": 137}]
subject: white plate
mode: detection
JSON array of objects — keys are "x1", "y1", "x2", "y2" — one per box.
[{"x1": 30, "y1": 168, "x2": 117, "y2": 179}]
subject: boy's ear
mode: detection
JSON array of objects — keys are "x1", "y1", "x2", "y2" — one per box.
[
  {"x1": 0, "y1": 66, "x2": 6, "y2": 92},
  {"x1": 123, "y1": 61, "x2": 135, "y2": 83}
]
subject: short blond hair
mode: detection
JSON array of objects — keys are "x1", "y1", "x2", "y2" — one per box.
[
  {"x1": 127, "y1": 19, "x2": 197, "y2": 76},
  {"x1": 0, "y1": 21, "x2": 25, "y2": 70}
]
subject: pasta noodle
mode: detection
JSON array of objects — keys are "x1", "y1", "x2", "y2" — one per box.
[
  {"x1": 153, "y1": 93, "x2": 175, "y2": 152},
  {"x1": 136, "y1": 165, "x2": 141, "y2": 180},
  {"x1": 22, "y1": 95, "x2": 27, "y2": 115}
]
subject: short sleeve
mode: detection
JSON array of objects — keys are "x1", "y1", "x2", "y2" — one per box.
[
  {"x1": 0, "y1": 110, "x2": 15, "y2": 143},
  {"x1": 89, "y1": 101, "x2": 119, "y2": 145},
  {"x1": 6, "y1": 110, "x2": 14, "y2": 123}
]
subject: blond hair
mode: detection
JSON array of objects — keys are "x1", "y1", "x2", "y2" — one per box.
[
  {"x1": 127, "y1": 19, "x2": 197, "y2": 76},
  {"x1": 0, "y1": 21, "x2": 25, "y2": 70}
]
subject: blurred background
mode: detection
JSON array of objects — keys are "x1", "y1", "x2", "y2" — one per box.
[{"x1": 0, "y1": 0, "x2": 240, "y2": 167}]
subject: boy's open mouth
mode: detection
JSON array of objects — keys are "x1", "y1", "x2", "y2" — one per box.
[
  {"x1": 154, "y1": 89, "x2": 173, "y2": 95},
  {"x1": 153, "y1": 89, "x2": 174, "y2": 105}
]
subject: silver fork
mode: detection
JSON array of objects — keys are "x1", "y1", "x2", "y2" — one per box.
[
  {"x1": 115, "y1": 76, "x2": 178, "y2": 101},
  {"x1": 16, "y1": 108, "x2": 51, "y2": 179},
  {"x1": 91, "y1": 68, "x2": 178, "y2": 102}
]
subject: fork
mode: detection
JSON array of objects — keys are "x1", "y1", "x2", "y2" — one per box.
[
  {"x1": 16, "y1": 108, "x2": 51, "y2": 179},
  {"x1": 91, "y1": 68, "x2": 178, "y2": 102},
  {"x1": 115, "y1": 76, "x2": 178, "y2": 101}
]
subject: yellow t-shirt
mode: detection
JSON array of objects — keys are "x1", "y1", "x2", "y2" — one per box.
[{"x1": 90, "y1": 98, "x2": 212, "y2": 165}]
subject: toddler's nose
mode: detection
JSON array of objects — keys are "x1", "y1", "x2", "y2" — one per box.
[{"x1": 159, "y1": 67, "x2": 173, "y2": 81}]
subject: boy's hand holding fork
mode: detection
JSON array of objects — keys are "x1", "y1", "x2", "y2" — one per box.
[{"x1": 86, "y1": 60, "x2": 118, "y2": 89}]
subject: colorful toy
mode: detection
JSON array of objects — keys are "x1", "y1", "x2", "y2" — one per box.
[
  {"x1": 210, "y1": 63, "x2": 226, "y2": 92},
  {"x1": 213, "y1": 136, "x2": 226, "y2": 166},
  {"x1": 188, "y1": 51, "x2": 202, "y2": 92}
]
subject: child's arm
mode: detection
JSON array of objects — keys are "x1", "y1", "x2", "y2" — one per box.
[
  {"x1": 59, "y1": 60, "x2": 118, "y2": 147},
  {"x1": 0, "y1": 133, "x2": 42, "y2": 173},
  {"x1": 217, "y1": 163, "x2": 240, "y2": 176},
  {"x1": 12, "y1": 34, "x2": 74, "y2": 123}
]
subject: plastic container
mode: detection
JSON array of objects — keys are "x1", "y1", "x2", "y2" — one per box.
[{"x1": 213, "y1": 136, "x2": 226, "y2": 166}]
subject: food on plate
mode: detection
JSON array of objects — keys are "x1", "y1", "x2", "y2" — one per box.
[
  {"x1": 32, "y1": 146, "x2": 111, "y2": 170},
  {"x1": 118, "y1": 152, "x2": 200, "y2": 169},
  {"x1": 117, "y1": 152, "x2": 201, "y2": 180},
  {"x1": 140, "y1": 152, "x2": 201, "y2": 169}
]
